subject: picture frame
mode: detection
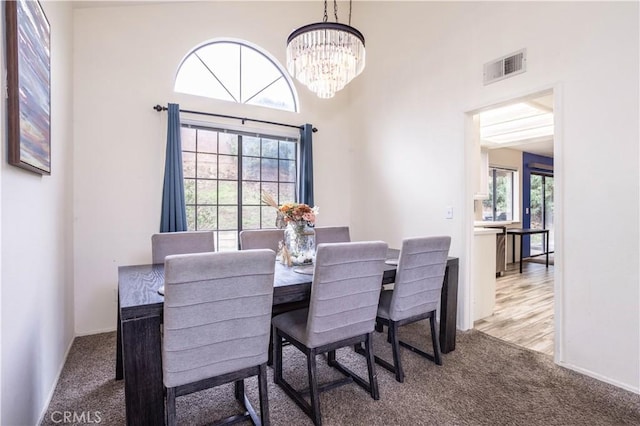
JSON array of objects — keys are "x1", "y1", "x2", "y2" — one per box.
[{"x1": 5, "y1": 0, "x2": 51, "y2": 175}]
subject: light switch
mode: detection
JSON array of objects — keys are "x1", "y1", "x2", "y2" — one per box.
[{"x1": 445, "y1": 206, "x2": 453, "y2": 219}]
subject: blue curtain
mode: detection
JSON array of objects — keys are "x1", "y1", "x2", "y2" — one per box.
[
  {"x1": 298, "y1": 124, "x2": 314, "y2": 206},
  {"x1": 160, "y1": 103, "x2": 187, "y2": 232}
]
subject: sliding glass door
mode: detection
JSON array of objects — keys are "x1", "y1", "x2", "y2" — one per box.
[{"x1": 529, "y1": 173, "x2": 554, "y2": 255}]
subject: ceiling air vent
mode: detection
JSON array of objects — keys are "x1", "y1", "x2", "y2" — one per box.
[{"x1": 483, "y1": 49, "x2": 527, "y2": 85}]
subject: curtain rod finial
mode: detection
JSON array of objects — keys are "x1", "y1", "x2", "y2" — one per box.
[
  {"x1": 153, "y1": 104, "x2": 167, "y2": 112},
  {"x1": 312, "y1": 127, "x2": 318, "y2": 133}
]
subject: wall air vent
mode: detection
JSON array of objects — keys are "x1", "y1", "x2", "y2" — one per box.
[{"x1": 483, "y1": 49, "x2": 527, "y2": 85}]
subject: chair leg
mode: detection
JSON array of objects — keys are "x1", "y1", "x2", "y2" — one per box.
[
  {"x1": 429, "y1": 314, "x2": 442, "y2": 366},
  {"x1": 166, "y1": 387, "x2": 176, "y2": 426},
  {"x1": 327, "y1": 350, "x2": 337, "y2": 367},
  {"x1": 234, "y1": 379, "x2": 244, "y2": 403},
  {"x1": 364, "y1": 333, "x2": 380, "y2": 400},
  {"x1": 258, "y1": 363, "x2": 270, "y2": 426},
  {"x1": 273, "y1": 327, "x2": 283, "y2": 385},
  {"x1": 306, "y1": 351, "x2": 322, "y2": 426},
  {"x1": 389, "y1": 321, "x2": 404, "y2": 383}
]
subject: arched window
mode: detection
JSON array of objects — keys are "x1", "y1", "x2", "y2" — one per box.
[{"x1": 175, "y1": 39, "x2": 298, "y2": 112}]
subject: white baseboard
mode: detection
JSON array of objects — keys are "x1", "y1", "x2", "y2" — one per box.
[
  {"x1": 36, "y1": 336, "x2": 76, "y2": 425},
  {"x1": 558, "y1": 361, "x2": 640, "y2": 394}
]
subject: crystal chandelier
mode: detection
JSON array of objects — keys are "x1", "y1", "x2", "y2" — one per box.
[{"x1": 286, "y1": 0, "x2": 365, "y2": 99}]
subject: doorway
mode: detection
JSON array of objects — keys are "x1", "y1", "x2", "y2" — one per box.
[
  {"x1": 529, "y1": 173, "x2": 554, "y2": 256},
  {"x1": 469, "y1": 89, "x2": 557, "y2": 356}
]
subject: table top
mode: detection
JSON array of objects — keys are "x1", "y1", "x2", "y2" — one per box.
[
  {"x1": 506, "y1": 228, "x2": 549, "y2": 235},
  {"x1": 118, "y1": 248, "x2": 458, "y2": 321}
]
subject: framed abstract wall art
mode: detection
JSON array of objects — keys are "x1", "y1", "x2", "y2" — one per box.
[{"x1": 5, "y1": 0, "x2": 51, "y2": 175}]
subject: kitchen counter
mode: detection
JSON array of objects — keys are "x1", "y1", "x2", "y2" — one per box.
[
  {"x1": 474, "y1": 220, "x2": 515, "y2": 227},
  {"x1": 474, "y1": 227, "x2": 502, "y2": 235}
]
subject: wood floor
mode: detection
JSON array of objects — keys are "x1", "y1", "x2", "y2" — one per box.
[{"x1": 474, "y1": 258, "x2": 554, "y2": 356}]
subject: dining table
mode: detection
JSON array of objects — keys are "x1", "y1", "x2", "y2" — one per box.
[{"x1": 115, "y1": 249, "x2": 459, "y2": 426}]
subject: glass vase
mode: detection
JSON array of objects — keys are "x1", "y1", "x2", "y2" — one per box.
[{"x1": 284, "y1": 221, "x2": 316, "y2": 265}]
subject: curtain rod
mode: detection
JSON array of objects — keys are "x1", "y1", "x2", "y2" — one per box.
[{"x1": 153, "y1": 104, "x2": 317, "y2": 133}]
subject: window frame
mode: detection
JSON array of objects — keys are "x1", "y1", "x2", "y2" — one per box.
[
  {"x1": 181, "y1": 121, "x2": 299, "y2": 250},
  {"x1": 482, "y1": 166, "x2": 519, "y2": 222},
  {"x1": 174, "y1": 38, "x2": 299, "y2": 112}
]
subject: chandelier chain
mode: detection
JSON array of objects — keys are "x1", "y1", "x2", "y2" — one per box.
[
  {"x1": 334, "y1": 0, "x2": 339, "y2": 22},
  {"x1": 323, "y1": 0, "x2": 328, "y2": 22},
  {"x1": 349, "y1": 0, "x2": 352, "y2": 25}
]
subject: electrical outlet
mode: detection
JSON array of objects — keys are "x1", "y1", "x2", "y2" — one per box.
[{"x1": 445, "y1": 206, "x2": 453, "y2": 219}]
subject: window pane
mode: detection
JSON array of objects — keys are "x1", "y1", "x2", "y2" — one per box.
[
  {"x1": 218, "y1": 155, "x2": 238, "y2": 179},
  {"x1": 218, "y1": 180, "x2": 237, "y2": 205},
  {"x1": 243, "y1": 136, "x2": 260, "y2": 157},
  {"x1": 262, "y1": 139, "x2": 278, "y2": 158},
  {"x1": 197, "y1": 129, "x2": 217, "y2": 153},
  {"x1": 174, "y1": 54, "x2": 235, "y2": 102},
  {"x1": 186, "y1": 206, "x2": 196, "y2": 230},
  {"x1": 494, "y1": 169, "x2": 513, "y2": 221},
  {"x1": 218, "y1": 206, "x2": 237, "y2": 229},
  {"x1": 241, "y1": 46, "x2": 282, "y2": 103},
  {"x1": 184, "y1": 178, "x2": 196, "y2": 204},
  {"x1": 261, "y1": 206, "x2": 278, "y2": 228},
  {"x1": 217, "y1": 231, "x2": 238, "y2": 252},
  {"x1": 261, "y1": 158, "x2": 278, "y2": 181},
  {"x1": 279, "y1": 183, "x2": 296, "y2": 203},
  {"x1": 242, "y1": 181, "x2": 261, "y2": 204},
  {"x1": 196, "y1": 179, "x2": 217, "y2": 204},
  {"x1": 219, "y1": 133, "x2": 238, "y2": 155},
  {"x1": 279, "y1": 141, "x2": 296, "y2": 159},
  {"x1": 196, "y1": 206, "x2": 217, "y2": 229},
  {"x1": 183, "y1": 152, "x2": 196, "y2": 178},
  {"x1": 197, "y1": 43, "x2": 240, "y2": 102},
  {"x1": 246, "y1": 77, "x2": 296, "y2": 112},
  {"x1": 182, "y1": 128, "x2": 196, "y2": 151},
  {"x1": 262, "y1": 182, "x2": 278, "y2": 203},
  {"x1": 175, "y1": 40, "x2": 297, "y2": 112},
  {"x1": 242, "y1": 206, "x2": 261, "y2": 229},
  {"x1": 279, "y1": 159, "x2": 296, "y2": 182},
  {"x1": 242, "y1": 157, "x2": 261, "y2": 181},
  {"x1": 197, "y1": 153, "x2": 217, "y2": 179}
]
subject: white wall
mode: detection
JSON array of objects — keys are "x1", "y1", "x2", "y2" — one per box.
[
  {"x1": 72, "y1": 2, "x2": 353, "y2": 335},
  {"x1": 72, "y1": 1, "x2": 639, "y2": 393},
  {"x1": 352, "y1": 1, "x2": 639, "y2": 391},
  {"x1": 0, "y1": 2, "x2": 75, "y2": 424}
]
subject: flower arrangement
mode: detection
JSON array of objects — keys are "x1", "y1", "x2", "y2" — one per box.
[
  {"x1": 261, "y1": 191, "x2": 319, "y2": 226},
  {"x1": 261, "y1": 191, "x2": 319, "y2": 266},
  {"x1": 278, "y1": 203, "x2": 319, "y2": 225}
]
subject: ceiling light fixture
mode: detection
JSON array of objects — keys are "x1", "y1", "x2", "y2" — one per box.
[{"x1": 286, "y1": 0, "x2": 365, "y2": 99}]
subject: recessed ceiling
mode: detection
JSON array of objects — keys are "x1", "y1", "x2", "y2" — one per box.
[{"x1": 479, "y1": 93, "x2": 554, "y2": 157}]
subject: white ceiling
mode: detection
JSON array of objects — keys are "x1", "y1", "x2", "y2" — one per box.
[{"x1": 479, "y1": 93, "x2": 554, "y2": 157}]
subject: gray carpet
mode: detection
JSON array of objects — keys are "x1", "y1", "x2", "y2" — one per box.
[{"x1": 41, "y1": 324, "x2": 640, "y2": 425}]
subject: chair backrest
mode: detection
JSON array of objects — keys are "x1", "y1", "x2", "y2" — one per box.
[
  {"x1": 162, "y1": 250, "x2": 276, "y2": 388},
  {"x1": 314, "y1": 226, "x2": 351, "y2": 245},
  {"x1": 239, "y1": 229, "x2": 285, "y2": 253},
  {"x1": 388, "y1": 236, "x2": 451, "y2": 321},
  {"x1": 306, "y1": 241, "x2": 388, "y2": 348},
  {"x1": 151, "y1": 231, "x2": 215, "y2": 264}
]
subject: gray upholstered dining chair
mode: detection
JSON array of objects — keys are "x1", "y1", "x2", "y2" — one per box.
[
  {"x1": 370, "y1": 236, "x2": 451, "y2": 383},
  {"x1": 272, "y1": 241, "x2": 388, "y2": 426},
  {"x1": 313, "y1": 226, "x2": 351, "y2": 245},
  {"x1": 151, "y1": 230, "x2": 215, "y2": 264},
  {"x1": 239, "y1": 229, "x2": 285, "y2": 252},
  {"x1": 162, "y1": 249, "x2": 276, "y2": 426}
]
